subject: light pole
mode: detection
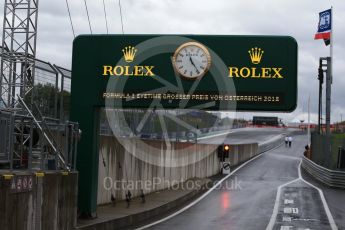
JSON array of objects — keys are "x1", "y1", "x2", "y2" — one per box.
[
  {"x1": 300, "y1": 119, "x2": 305, "y2": 130},
  {"x1": 341, "y1": 114, "x2": 343, "y2": 123}
]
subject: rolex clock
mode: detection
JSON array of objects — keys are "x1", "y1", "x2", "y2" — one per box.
[{"x1": 172, "y1": 42, "x2": 211, "y2": 80}]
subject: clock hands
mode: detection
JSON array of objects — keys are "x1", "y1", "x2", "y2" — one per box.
[
  {"x1": 189, "y1": 57, "x2": 200, "y2": 74},
  {"x1": 173, "y1": 42, "x2": 211, "y2": 79}
]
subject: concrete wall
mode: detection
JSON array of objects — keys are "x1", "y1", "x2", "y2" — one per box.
[
  {"x1": 0, "y1": 171, "x2": 78, "y2": 230},
  {"x1": 258, "y1": 134, "x2": 285, "y2": 153},
  {"x1": 97, "y1": 136, "x2": 259, "y2": 205}
]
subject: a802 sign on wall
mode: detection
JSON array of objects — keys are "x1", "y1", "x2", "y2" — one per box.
[{"x1": 71, "y1": 35, "x2": 298, "y2": 112}]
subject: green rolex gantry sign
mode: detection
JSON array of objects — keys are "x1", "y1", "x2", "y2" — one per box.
[{"x1": 70, "y1": 35, "x2": 298, "y2": 214}]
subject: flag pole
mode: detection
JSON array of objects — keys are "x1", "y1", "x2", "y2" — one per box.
[
  {"x1": 308, "y1": 94, "x2": 311, "y2": 146},
  {"x1": 330, "y1": 6, "x2": 333, "y2": 83}
]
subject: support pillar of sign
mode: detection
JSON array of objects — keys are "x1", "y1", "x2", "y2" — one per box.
[{"x1": 71, "y1": 106, "x2": 100, "y2": 217}]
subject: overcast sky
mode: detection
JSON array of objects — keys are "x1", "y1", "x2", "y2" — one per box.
[{"x1": 1, "y1": 0, "x2": 344, "y2": 123}]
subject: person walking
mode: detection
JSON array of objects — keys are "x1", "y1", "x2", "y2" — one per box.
[
  {"x1": 288, "y1": 136, "x2": 293, "y2": 147},
  {"x1": 285, "y1": 136, "x2": 289, "y2": 147}
]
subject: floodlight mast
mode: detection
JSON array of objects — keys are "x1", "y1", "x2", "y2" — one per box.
[{"x1": 0, "y1": 0, "x2": 39, "y2": 109}]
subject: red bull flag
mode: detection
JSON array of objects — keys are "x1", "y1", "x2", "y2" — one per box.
[{"x1": 314, "y1": 9, "x2": 332, "y2": 46}]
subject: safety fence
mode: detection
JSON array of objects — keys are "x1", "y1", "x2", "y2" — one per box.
[
  {"x1": 0, "y1": 52, "x2": 72, "y2": 121},
  {"x1": 302, "y1": 155, "x2": 345, "y2": 189},
  {"x1": 0, "y1": 52, "x2": 78, "y2": 171},
  {"x1": 29, "y1": 59, "x2": 71, "y2": 121},
  {"x1": 311, "y1": 132, "x2": 345, "y2": 170},
  {"x1": 99, "y1": 108, "x2": 246, "y2": 143},
  {"x1": 0, "y1": 109, "x2": 79, "y2": 171}
]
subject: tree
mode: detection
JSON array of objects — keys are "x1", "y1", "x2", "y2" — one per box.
[{"x1": 24, "y1": 83, "x2": 70, "y2": 119}]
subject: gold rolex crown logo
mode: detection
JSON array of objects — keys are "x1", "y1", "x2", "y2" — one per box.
[
  {"x1": 122, "y1": 46, "x2": 137, "y2": 63},
  {"x1": 248, "y1": 47, "x2": 264, "y2": 64}
]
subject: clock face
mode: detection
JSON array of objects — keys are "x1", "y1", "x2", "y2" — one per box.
[{"x1": 173, "y1": 42, "x2": 211, "y2": 80}]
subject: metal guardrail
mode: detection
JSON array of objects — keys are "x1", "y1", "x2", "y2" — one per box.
[{"x1": 302, "y1": 155, "x2": 345, "y2": 189}]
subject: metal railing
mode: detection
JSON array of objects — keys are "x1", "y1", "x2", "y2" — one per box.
[
  {"x1": 302, "y1": 155, "x2": 345, "y2": 189},
  {"x1": 0, "y1": 52, "x2": 72, "y2": 121},
  {"x1": 0, "y1": 104, "x2": 79, "y2": 171},
  {"x1": 18, "y1": 95, "x2": 69, "y2": 170},
  {"x1": 0, "y1": 49, "x2": 78, "y2": 171}
]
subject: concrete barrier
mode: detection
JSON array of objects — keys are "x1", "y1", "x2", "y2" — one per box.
[
  {"x1": 258, "y1": 134, "x2": 285, "y2": 153},
  {"x1": 0, "y1": 171, "x2": 78, "y2": 230},
  {"x1": 97, "y1": 136, "x2": 259, "y2": 205},
  {"x1": 0, "y1": 131, "x2": 289, "y2": 230}
]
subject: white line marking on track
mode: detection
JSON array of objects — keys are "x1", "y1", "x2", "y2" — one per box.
[
  {"x1": 283, "y1": 207, "x2": 292, "y2": 214},
  {"x1": 266, "y1": 160, "x2": 300, "y2": 230},
  {"x1": 283, "y1": 207, "x2": 298, "y2": 214},
  {"x1": 284, "y1": 199, "x2": 294, "y2": 205},
  {"x1": 136, "y1": 150, "x2": 265, "y2": 230},
  {"x1": 282, "y1": 216, "x2": 292, "y2": 222},
  {"x1": 197, "y1": 130, "x2": 235, "y2": 140},
  {"x1": 300, "y1": 162, "x2": 338, "y2": 230},
  {"x1": 280, "y1": 226, "x2": 292, "y2": 230},
  {"x1": 266, "y1": 159, "x2": 338, "y2": 230}
]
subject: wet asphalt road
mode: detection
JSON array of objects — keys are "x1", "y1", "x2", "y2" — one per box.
[
  {"x1": 145, "y1": 134, "x2": 345, "y2": 230},
  {"x1": 301, "y1": 168, "x2": 345, "y2": 230}
]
